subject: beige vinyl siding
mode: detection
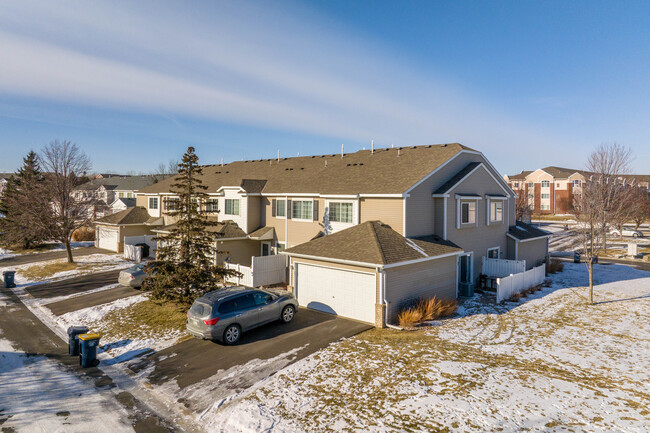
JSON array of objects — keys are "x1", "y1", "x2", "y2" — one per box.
[
  {"x1": 360, "y1": 198, "x2": 404, "y2": 235},
  {"x1": 516, "y1": 238, "x2": 548, "y2": 270},
  {"x1": 384, "y1": 255, "x2": 458, "y2": 323},
  {"x1": 285, "y1": 198, "x2": 324, "y2": 247},
  {"x1": 216, "y1": 239, "x2": 260, "y2": 267},
  {"x1": 116, "y1": 225, "x2": 155, "y2": 253},
  {"x1": 261, "y1": 197, "x2": 287, "y2": 241},
  {"x1": 136, "y1": 195, "x2": 148, "y2": 207},
  {"x1": 246, "y1": 196, "x2": 261, "y2": 232},
  {"x1": 445, "y1": 167, "x2": 510, "y2": 280}
]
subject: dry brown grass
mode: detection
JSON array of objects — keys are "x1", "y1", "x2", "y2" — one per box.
[
  {"x1": 398, "y1": 297, "x2": 457, "y2": 327},
  {"x1": 98, "y1": 299, "x2": 189, "y2": 341},
  {"x1": 72, "y1": 226, "x2": 95, "y2": 241},
  {"x1": 546, "y1": 259, "x2": 565, "y2": 274},
  {"x1": 21, "y1": 262, "x2": 78, "y2": 280}
]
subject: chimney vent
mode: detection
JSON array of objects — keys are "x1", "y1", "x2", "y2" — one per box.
[{"x1": 371, "y1": 139, "x2": 374, "y2": 155}]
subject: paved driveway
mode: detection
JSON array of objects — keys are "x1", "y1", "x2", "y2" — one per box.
[
  {"x1": 0, "y1": 247, "x2": 109, "y2": 267},
  {"x1": 128, "y1": 308, "x2": 371, "y2": 390},
  {"x1": 25, "y1": 269, "x2": 123, "y2": 299}
]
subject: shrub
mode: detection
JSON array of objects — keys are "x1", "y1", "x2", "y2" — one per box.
[
  {"x1": 72, "y1": 226, "x2": 95, "y2": 241},
  {"x1": 508, "y1": 292, "x2": 523, "y2": 302},
  {"x1": 546, "y1": 259, "x2": 564, "y2": 274},
  {"x1": 397, "y1": 296, "x2": 457, "y2": 327}
]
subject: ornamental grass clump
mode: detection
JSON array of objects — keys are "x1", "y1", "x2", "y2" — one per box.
[{"x1": 397, "y1": 296, "x2": 458, "y2": 327}]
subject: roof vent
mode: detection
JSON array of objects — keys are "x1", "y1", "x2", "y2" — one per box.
[
  {"x1": 225, "y1": 171, "x2": 229, "y2": 173},
  {"x1": 347, "y1": 163, "x2": 351, "y2": 166},
  {"x1": 359, "y1": 163, "x2": 364, "y2": 165},
  {"x1": 300, "y1": 167, "x2": 304, "y2": 170}
]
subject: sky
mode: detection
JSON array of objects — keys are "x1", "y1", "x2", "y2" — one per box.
[{"x1": 1, "y1": 0, "x2": 649, "y2": 176}]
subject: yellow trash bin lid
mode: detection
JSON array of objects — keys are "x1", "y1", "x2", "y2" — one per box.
[{"x1": 78, "y1": 332, "x2": 101, "y2": 341}]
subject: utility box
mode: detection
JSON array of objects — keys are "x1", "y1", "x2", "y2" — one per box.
[{"x1": 628, "y1": 243, "x2": 638, "y2": 257}]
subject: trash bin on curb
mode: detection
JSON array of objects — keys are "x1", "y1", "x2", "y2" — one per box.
[
  {"x1": 573, "y1": 252, "x2": 580, "y2": 263},
  {"x1": 135, "y1": 243, "x2": 150, "y2": 258},
  {"x1": 67, "y1": 326, "x2": 89, "y2": 356},
  {"x1": 2, "y1": 271, "x2": 16, "y2": 288},
  {"x1": 78, "y1": 333, "x2": 101, "y2": 368}
]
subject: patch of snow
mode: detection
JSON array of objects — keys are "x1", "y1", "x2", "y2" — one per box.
[
  {"x1": 0, "y1": 337, "x2": 134, "y2": 432},
  {"x1": 0, "y1": 247, "x2": 16, "y2": 260},
  {"x1": 58, "y1": 294, "x2": 147, "y2": 326}
]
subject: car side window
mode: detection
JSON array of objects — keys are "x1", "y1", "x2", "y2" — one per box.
[
  {"x1": 236, "y1": 294, "x2": 256, "y2": 310},
  {"x1": 253, "y1": 292, "x2": 273, "y2": 306}
]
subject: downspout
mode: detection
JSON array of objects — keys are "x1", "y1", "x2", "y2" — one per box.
[{"x1": 379, "y1": 268, "x2": 401, "y2": 330}]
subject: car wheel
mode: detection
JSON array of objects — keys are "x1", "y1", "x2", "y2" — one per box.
[
  {"x1": 281, "y1": 305, "x2": 295, "y2": 323},
  {"x1": 633, "y1": 233, "x2": 638, "y2": 238},
  {"x1": 223, "y1": 324, "x2": 241, "y2": 345}
]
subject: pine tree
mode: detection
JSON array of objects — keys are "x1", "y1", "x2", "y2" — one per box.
[
  {"x1": 143, "y1": 147, "x2": 235, "y2": 305},
  {"x1": 0, "y1": 151, "x2": 51, "y2": 249}
]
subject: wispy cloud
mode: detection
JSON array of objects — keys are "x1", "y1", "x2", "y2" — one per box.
[{"x1": 0, "y1": 0, "x2": 557, "y2": 159}]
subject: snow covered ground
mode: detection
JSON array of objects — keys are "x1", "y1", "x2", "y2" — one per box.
[
  {"x1": 0, "y1": 336, "x2": 135, "y2": 432},
  {"x1": 207, "y1": 262, "x2": 650, "y2": 432},
  {"x1": 0, "y1": 247, "x2": 17, "y2": 260}
]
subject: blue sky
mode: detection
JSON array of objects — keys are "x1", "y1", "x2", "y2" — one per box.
[{"x1": 1, "y1": 0, "x2": 648, "y2": 175}]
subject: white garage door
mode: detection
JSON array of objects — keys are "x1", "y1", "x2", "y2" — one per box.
[
  {"x1": 97, "y1": 226, "x2": 119, "y2": 252},
  {"x1": 295, "y1": 263, "x2": 376, "y2": 323}
]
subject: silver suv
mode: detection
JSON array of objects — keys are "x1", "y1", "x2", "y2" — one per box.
[{"x1": 186, "y1": 287, "x2": 298, "y2": 344}]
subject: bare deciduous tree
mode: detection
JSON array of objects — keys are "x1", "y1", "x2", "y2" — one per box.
[
  {"x1": 155, "y1": 159, "x2": 180, "y2": 178},
  {"x1": 573, "y1": 143, "x2": 632, "y2": 304},
  {"x1": 40, "y1": 140, "x2": 93, "y2": 263},
  {"x1": 629, "y1": 187, "x2": 650, "y2": 230},
  {"x1": 515, "y1": 191, "x2": 532, "y2": 222}
]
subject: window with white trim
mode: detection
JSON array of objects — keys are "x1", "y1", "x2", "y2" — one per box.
[
  {"x1": 292, "y1": 200, "x2": 313, "y2": 220},
  {"x1": 205, "y1": 199, "x2": 219, "y2": 213},
  {"x1": 461, "y1": 202, "x2": 476, "y2": 224},
  {"x1": 149, "y1": 197, "x2": 158, "y2": 210},
  {"x1": 275, "y1": 199, "x2": 286, "y2": 218},
  {"x1": 490, "y1": 201, "x2": 503, "y2": 222},
  {"x1": 540, "y1": 204, "x2": 551, "y2": 210},
  {"x1": 164, "y1": 198, "x2": 180, "y2": 211},
  {"x1": 573, "y1": 180, "x2": 581, "y2": 187},
  {"x1": 528, "y1": 182, "x2": 534, "y2": 188},
  {"x1": 329, "y1": 202, "x2": 353, "y2": 223},
  {"x1": 541, "y1": 193, "x2": 550, "y2": 199},
  {"x1": 487, "y1": 247, "x2": 500, "y2": 259},
  {"x1": 225, "y1": 199, "x2": 240, "y2": 215},
  {"x1": 541, "y1": 180, "x2": 550, "y2": 187},
  {"x1": 275, "y1": 242, "x2": 286, "y2": 253}
]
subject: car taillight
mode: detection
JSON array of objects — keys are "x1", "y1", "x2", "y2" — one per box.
[
  {"x1": 204, "y1": 317, "x2": 219, "y2": 326},
  {"x1": 187, "y1": 310, "x2": 189, "y2": 317},
  {"x1": 129, "y1": 275, "x2": 134, "y2": 280}
]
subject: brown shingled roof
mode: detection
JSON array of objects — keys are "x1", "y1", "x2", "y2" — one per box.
[
  {"x1": 155, "y1": 218, "x2": 247, "y2": 239},
  {"x1": 139, "y1": 143, "x2": 474, "y2": 196},
  {"x1": 94, "y1": 206, "x2": 151, "y2": 225},
  {"x1": 283, "y1": 221, "x2": 462, "y2": 265}
]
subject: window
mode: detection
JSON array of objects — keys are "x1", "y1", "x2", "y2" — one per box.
[
  {"x1": 329, "y1": 202, "x2": 353, "y2": 223},
  {"x1": 556, "y1": 183, "x2": 560, "y2": 188},
  {"x1": 487, "y1": 247, "x2": 500, "y2": 259},
  {"x1": 528, "y1": 193, "x2": 534, "y2": 199},
  {"x1": 461, "y1": 202, "x2": 476, "y2": 224},
  {"x1": 218, "y1": 294, "x2": 255, "y2": 314},
  {"x1": 253, "y1": 291, "x2": 273, "y2": 306},
  {"x1": 119, "y1": 192, "x2": 125, "y2": 198},
  {"x1": 164, "y1": 198, "x2": 180, "y2": 211},
  {"x1": 541, "y1": 180, "x2": 550, "y2": 188},
  {"x1": 540, "y1": 204, "x2": 551, "y2": 210},
  {"x1": 276, "y1": 242, "x2": 286, "y2": 253},
  {"x1": 573, "y1": 180, "x2": 581, "y2": 187},
  {"x1": 490, "y1": 201, "x2": 503, "y2": 222},
  {"x1": 513, "y1": 182, "x2": 519, "y2": 188},
  {"x1": 528, "y1": 182, "x2": 534, "y2": 188},
  {"x1": 275, "y1": 199, "x2": 286, "y2": 217},
  {"x1": 205, "y1": 199, "x2": 219, "y2": 213},
  {"x1": 225, "y1": 199, "x2": 240, "y2": 215},
  {"x1": 292, "y1": 200, "x2": 313, "y2": 220},
  {"x1": 149, "y1": 197, "x2": 158, "y2": 210},
  {"x1": 541, "y1": 193, "x2": 550, "y2": 199}
]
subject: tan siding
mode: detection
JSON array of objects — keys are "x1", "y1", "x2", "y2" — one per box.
[
  {"x1": 116, "y1": 225, "x2": 155, "y2": 253},
  {"x1": 286, "y1": 198, "x2": 324, "y2": 247},
  {"x1": 216, "y1": 239, "x2": 260, "y2": 267},
  {"x1": 247, "y1": 196, "x2": 261, "y2": 232},
  {"x1": 360, "y1": 198, "x2": 403, "y2": 235},
  {"x1": 445, "y1": 166, "x2": 511, "y2": 281},
  {"x1": 136, "y1": 195, "x2": 147, "y2": 207},
  {"x1": 261, "y1": 197, "x2": 287, "y2": 240},
  {"x1": 384, "y1": 255, "x2": 458, "y2": 323},
  {"x1": 516, "y1": 238, "x2": 548, "y2": 270}
]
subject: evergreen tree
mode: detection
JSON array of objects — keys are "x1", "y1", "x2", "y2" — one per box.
[
  {"x1": 143, "y1": 147, "x2": 235, "y2": 305},
  {"x1": 0, "y1": 151, "x2": 51, "y2": 249}
]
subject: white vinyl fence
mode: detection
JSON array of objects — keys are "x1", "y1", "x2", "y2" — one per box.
[
  {"x1": 225, "y1": 254, "x2": 287, "y2": 287},
  {"x1": 482, "y1": 257, "x2": 526, "y2": 277},
  {"x1": 496, "y1": 264, "x2": 546, "y2": 302},
  {"x1": 124, "y1": 244, "x2": 142, "y2": 262}
]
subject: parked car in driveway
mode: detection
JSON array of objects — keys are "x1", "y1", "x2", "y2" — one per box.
[
  {"x1": 118, "y1": 263, "x2": 148, "y2": 287},
  {"x1": 186, "y1": 287, "x2": 298, "y2": 344},
  {"x1": 609, "y1": 228, "x2": 644, "y2": 238}
]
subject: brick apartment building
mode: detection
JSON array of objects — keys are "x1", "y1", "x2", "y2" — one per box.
[{"x1": 504, "y1": 166, "x2": 650, "y2": 215}]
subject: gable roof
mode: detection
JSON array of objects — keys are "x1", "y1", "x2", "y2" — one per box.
[
  {"x1": 111, "y1": 197, "x2": 136, "y2": 207},
  {"x1": 541, "y1": 166, "x2": 586, "y2": 179},
  {"x1": 507, "y1": 221, "x2": 551, "y2": 241},
  {"x1": 75, "y1": 175, "x2": 162, "y2": 192},
  {"x1": 139, "y1": 143, "x2": 476, "y2": 196},
  {"x1": 94, "y1": 206, "x2": 152, "y2": 225},
  {"x1": 433, "y1": 162, "x2": 482, "y2": 195},
  {"x1": 506, "y1": 170, "x2": 533, "y2": 180},
  {"x1": 283, "y1": 221, "x2": 462, "y2": 266}
]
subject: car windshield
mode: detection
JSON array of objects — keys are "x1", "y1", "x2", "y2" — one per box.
[
  {"x1": 189, "y1": 302, "x2": 212, "y2": 318},
  {"x1": 128, "y1": 264, "x2": 144, "y2": 272}
]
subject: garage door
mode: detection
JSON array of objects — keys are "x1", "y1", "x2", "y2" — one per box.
[
  {"x1": 295, "y1": 263, "x2": 376, "y2": 323},
  {"x1": 97, "y1": 226, "x2": 119, "y2": 251}
]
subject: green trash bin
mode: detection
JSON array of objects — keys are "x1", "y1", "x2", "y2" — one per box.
[
  {"x1": 78, "y1": 333, "x2": 101, "y2": 368},
  {"x1": 3, "y1": 271, "x2": 16, "y2": 288}
]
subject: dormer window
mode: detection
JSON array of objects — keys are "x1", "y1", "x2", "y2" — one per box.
[{"x1": 225, "y1": 199, "x2": 240, "y2": 215}]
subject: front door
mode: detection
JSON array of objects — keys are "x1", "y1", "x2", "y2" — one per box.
[
  {"x1": 458, "y1": 254, "x2": 472, "y2": 284},
  {"x1": 261, "y1": 242, "x2": 271, "y2": 256}
]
